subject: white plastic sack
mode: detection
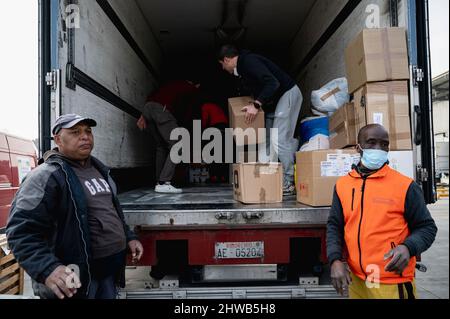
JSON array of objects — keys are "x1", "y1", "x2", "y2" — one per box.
[
  {"x1": 299, "y1": 134, "x2": 330, "y2": 152},
  {"x1": 311, "y1": 77, "x2": 350, "y2": 114},
  {"x1": 311, "y1": 108, "x2": 328, "y2": 117}
]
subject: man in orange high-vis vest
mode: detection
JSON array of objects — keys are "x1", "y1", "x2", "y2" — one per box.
[{"x1": 326, "y1": 124, "x2": 437, "y2": 299}]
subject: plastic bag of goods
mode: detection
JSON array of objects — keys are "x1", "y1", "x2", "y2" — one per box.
[
  {"x1": 299, "y1": 116, "x2": 330, "y2": 152},
  {"x1": 311, "y1": 108, "x2": 327, "y2": 117},
  {"x1": 311, "y1": 77, "x2": 350, "y2": 115}
]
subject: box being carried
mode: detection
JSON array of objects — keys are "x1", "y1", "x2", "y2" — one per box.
[
  {"x1": 353, "y1": 81, "x2": 412, "y2": 150},
  {"x1": 233, "y1": 163, "x2": 282, "y2": 204},
  {"x1": 345, "y1": 27, "x2": 409, "y2": 93},
  {"x1": 296, "y1": 150, "x2": 360, "y2": 207},
  {"x1": 228, "y1": 97, "x2": 265, "y2": 146},
  {"x1": 329, "y1": 102, "x2": 359, "y2": 149}
]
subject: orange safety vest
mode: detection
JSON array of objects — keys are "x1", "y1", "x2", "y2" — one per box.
[{"x1": 336, "y1": 164, "x2": 416, "y2": 284}]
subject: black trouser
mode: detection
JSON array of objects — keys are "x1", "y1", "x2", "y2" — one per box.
[
  {"x1": 206, "y1": 123, "x2": 229, "y2": 183},
  {"x1": 87, "y1": 250, "x2": 126, "y2": 299},
  {"x1": 143, "y1": 102, "x2": 180, "y2": 183}
]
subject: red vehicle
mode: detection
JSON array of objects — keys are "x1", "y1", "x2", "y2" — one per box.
[{"x1": 0, "y1": 132, "x2": 37, "y2": 232}]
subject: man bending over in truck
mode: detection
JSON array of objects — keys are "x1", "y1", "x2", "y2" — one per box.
[
  {"x1": 327, "y1": 124, "x2": 437, "y2": 299},
  {"x1": 137, "y1": 79, "x2": 200, "y2": 194},
  {"x1": 218, "y1": 44, "x2": 303, "y2": 195},
  {"x1": 7, "y1": 114, "x2": 144, "y2": 299}
]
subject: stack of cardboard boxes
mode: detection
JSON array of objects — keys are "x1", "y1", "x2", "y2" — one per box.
[
  {"x1": 228, "y1": 97, "x2": 283, "y2": 204},
  {"x1": 329, "y1": 27, "x2": 412, "y2": 151},
  {"x1": 345, "y1": 27, "x2": 414, "y2": 178},
  {"x1": 296, "y1": 27, "x2": 414, "y2": 207},
  {"x1": 345, "y1": 27, "x2": 412, "y2": 151}
]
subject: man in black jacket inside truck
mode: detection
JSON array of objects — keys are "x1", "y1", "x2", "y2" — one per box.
[
  {"x1": 218, "y1": 45, "x2": 303, "y2": 195},
  {"x1": 6, "y1": 114, "x2": 144, "y2": 299}
]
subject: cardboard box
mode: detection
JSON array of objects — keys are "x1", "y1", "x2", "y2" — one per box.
[
  {"x1": 228, "y1": 97, "x2": 265, "y2": 146},
  {"x1": 388, "y1": 151, "x2": 414, "y2": 179},
  {"x1": 236, "y1": 149, "x2": 259, "y2": 163},
  {"x1": 233, "y1": 163, "x2": 282, "y2": 204},
  {"x1": 329, "y1": 102, "x2": 359, "y2": 149},
  {"x1": 345, "y1": 28, "x2": 409, "y2": 93},
  {"x1": 296, "y1": 150, "x2": 360, "y2": 206},
  {"x1": 353, "y1": 81, "x2": 412, "y2": 150}
]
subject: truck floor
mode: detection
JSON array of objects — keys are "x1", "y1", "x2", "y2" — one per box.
[
  {"x1": 118, "y1": 185, "x2": 330, "y2": 228},
  {"x1": 119, "y1": 185, "x2": 314, "y2": 211}
]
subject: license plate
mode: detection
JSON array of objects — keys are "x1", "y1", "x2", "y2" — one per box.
[{"x1": 215, "y1": 241, "x2": 264, "y2": 259}]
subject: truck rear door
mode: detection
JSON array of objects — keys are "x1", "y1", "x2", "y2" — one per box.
[{"x1": 408, "y1": 0, "x2": 437, "y2": 204}]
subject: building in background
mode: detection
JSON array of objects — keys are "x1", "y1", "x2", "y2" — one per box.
[{"x1": 432, "y1": 71, "x2": 449, "y2": 183}]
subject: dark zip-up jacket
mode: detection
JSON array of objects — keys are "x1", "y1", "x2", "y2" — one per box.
[
  {"x1": 237, "y1": 50, "x2": 296, "y2": 113},
  {"x1": 6, "y1": 150, "x2": 137, "y2": 298},
  {"x1": 327, "y1": 163, "x2": 437, "y2": 282}
]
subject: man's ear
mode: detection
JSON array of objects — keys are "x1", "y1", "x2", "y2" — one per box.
[
  {"x1": 356, "y1": 144, "x2": 362, "y2": 154},
  {"x1": 54, "y1": 134, "x2": 61, "y2": 147}
]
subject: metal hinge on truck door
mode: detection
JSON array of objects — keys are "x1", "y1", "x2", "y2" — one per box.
[
  {"x1": 46, "y1": 69, "x2": 62, "y2": 119},
  {"x1": 413, "y1": 67, "x2": 424, "y2": 86},
  {"x1": 45, "y1": 70, "x2": 57, "y2": 89},
  {"x1": 416, "y1": 165, "x2": 429, "y2": 182}
]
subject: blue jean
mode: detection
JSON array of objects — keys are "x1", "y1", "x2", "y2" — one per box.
[
  {"x1": 259, "y1": 85, "x2": 303, "y2": 184},
  {"x1": 87, "y1": 276, "x2": 118, "y2": 299}
]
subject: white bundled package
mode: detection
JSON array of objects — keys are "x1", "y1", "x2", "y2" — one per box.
[
  {"x1": 299, "y1": 134, "x2": 330, "y2": 152},
  {"x1": 311, "y1": 78, "x2": 350, "y2": 115}
]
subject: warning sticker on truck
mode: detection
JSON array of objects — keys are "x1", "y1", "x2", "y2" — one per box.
[{"x1": 17, "y1": 157, "x2": 32, "y2": 185}]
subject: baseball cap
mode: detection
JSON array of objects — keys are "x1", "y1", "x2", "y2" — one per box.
[{"x1": 52, "y1": 114, "x2": 97, "y2": 135}]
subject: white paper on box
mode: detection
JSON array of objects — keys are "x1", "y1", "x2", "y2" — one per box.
[
  {"x1": 321, "y1": 153, "x2": 360, "y2": 177},
  {"x1": 388, "y1": 151, "x2": 414, "y2": 178},
  {"x1": 320, "y1": 161, "x2": 336, "y2": 176},
  {"x1": 373, "y1": 113, "x2": 384, "y2": 125},
  {"x1": 259, "y1": 164, "x2": 280, "y2": 175},
  {"x1": 351, "y1": 154, "x2": 361, "y2": 166}
]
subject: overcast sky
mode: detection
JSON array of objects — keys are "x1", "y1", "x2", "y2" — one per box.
[
  {"x1": 0, "y1": 1, "x2": 38, "y2": 140},
  {"x1": 429, "y1": 0, "x2": 450, "y2": 77},
  {"x1": 0, "y1": 1, "x2": 448, "y2": 141}
]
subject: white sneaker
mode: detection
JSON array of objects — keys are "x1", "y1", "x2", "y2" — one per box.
[{"x1": 155, "y1": 183, "x2": 183, "y2": 194}]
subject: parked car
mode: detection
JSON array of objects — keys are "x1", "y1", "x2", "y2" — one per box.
[{"x1": 0, "y1": 132, "x2": 37, "y2": 232}]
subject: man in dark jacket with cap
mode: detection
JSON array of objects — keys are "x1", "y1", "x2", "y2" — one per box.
[{"x1": 6, "y1": 114, "x2": 143, "y2": 299}]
